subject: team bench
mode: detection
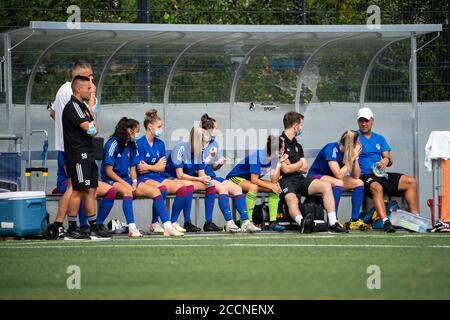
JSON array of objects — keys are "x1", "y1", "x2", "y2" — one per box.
[{"x1": 39, "y1": 148, "x2": 402, "y2": 225}]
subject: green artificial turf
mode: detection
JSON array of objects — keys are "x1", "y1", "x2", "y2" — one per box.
[{"x1": 1, "y1": 232, "x2": 450, "y2": 299}]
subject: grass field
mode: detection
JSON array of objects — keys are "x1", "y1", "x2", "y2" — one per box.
[{"x1": 1, "y1": 231, "x2": 450, "y2": 300}]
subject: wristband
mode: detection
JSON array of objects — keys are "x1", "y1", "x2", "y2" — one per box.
[{"x1": 132, "y1": 179, "x2": 137, "y2": 184}]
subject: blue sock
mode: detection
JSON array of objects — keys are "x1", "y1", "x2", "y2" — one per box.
[
  {"x1": 78, "y1": 200, "x2": 88, "y2": 227},
  {"x1": 218, "y1": 194, "x2": 232, "y2": 222},
  {"x1": 96, "y1": 187, "x2": 116, "y2": 225},
  {"x1": 122, "y1": 196, "x2": 135, "y2": 225},
  {"x1": 153, "y1": 195, "x2": 169, "y2": 223},
  {"x1": 171, "y1": 187, "x2": 187, "y2": 223},
  {"x1": 352, "y1": 186, "x2": 364, "y2": 220},
  {"x1": 205, "y1": 186, "x2": 216, "y2": 223},
  {"x1": 332, "y1": 186, "x2": 344, "y2": 218},
  {"x1": 234, "y1": 194, "x2": 249, "y2": 221},
  {"x1": 183, "y1": 185, "x2": 194, "y2": 223},
  {"x1": 152, "y1": 186, "x2": 167, "y2": 224}
]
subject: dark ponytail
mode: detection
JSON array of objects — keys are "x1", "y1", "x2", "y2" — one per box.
[
  {"x1": 200, "y1": 113, "x2": 216, "y2": 130},
  {"x1": 111, "y1": 117, "x2": 139, "y2": 151},
  {"x1": 266, "y1": 135, "x2": 283, "y2": 157}
]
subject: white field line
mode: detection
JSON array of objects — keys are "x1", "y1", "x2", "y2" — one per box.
[
  {"x1": 1, "y1": 233, "x2": 448, "y2": 247},
  {"x1": 0, "y1": 243, "x2": 430, "y2": 249}
]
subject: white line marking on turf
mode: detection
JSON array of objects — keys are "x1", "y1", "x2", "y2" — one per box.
[
  {"x1": 0, "y1": 243, "x2": 421, "y2": 249},
  {"x1": 228, "y1": 244, "x2": 418, "y2": 248}
]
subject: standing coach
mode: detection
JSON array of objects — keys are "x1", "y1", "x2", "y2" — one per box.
[{"x1": 62, "y1": 75, "x2": 105, "y2": 240}]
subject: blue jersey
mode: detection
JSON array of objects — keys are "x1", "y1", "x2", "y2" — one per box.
[
  {"x1": 101, "y1": 137, "x2": 139, "y2": 181},
  {"x1": 165, "y1": 142, "x2": 205, "y2": 177},
  {"x1": 308, "y1": 142, "x2": 343, "y2": 177},
  {"x1": 202, "y1": 140, "x2": 219, "y2": 178},
  {"x1": 356, "y1": 130, "x2": 391, "y2": 175},
  {"x1": 136, "y1": 136, "x2": 167, "y2": 180},
  {"x1": 226, "y1": 149, "x2": 273, "y2": 180}
]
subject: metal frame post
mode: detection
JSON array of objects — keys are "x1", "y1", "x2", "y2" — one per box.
[
  {"x1": 411, "y1": 35, "x2": 419, "y2": 188},
  {"x1": 4, "y1": 33, "x2": 13, "y2": 136},
  {"x1": 432, "y1": 159, "x2": 441, "y2": 223}
]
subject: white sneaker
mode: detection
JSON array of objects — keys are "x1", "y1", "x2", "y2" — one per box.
[
  {"x1": 164, "y1": 227, "x2": 184, "y2": 237},
  {"x1": 172, "y1": 222, "x2": 187, "y2": 233},
  {"x1": 149, "y1": 223, "x2": 164, "y2": 233},
  {"x1": 128, "y1": 228, "x2": 143, "y2": 238},
  {"x1": 241, "y1": 220, "x2": 261, "y2": 233},
  {"x1": 225, "y1": 220, "x2": 241, "y2": 233}
]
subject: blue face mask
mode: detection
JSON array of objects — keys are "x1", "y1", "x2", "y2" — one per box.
[
  {"x1": 92, "y1": 97, "x2": 98, "y2": 114},
  {"x1": 153, "y1": 129, "x2": 163, "y2": 138},
  {"x1": 295, "y1": 128, "x2": 303, "y2": 137},
  {"x1": 210, "y1": 135, "x2": 215, "y2": 142},
  {"x1": 131, "y1": 132, "x2": 140, "y2": 142}
]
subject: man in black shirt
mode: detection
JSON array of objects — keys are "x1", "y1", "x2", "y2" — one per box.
[
  {"x1": 279, "y1": 112, "x2": 347, "y2": 233},
  {"x1": 62, "y1": 75, "x2": 104, "y2": 240}
]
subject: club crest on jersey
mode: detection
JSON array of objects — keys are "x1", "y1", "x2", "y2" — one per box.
[
  {"x1": 376, "y1": 144, "x2": 381, "y2": 150},
  {"x1": 117, "y1": 153, "x2": 122, "y2": 158}
]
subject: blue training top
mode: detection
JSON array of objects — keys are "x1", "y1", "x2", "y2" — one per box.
[
  {"x1": 165, "y1": 141, "x2": 205, "y2": 177},
  {"x1": 226, "y1": 149, "x2": 273, "y2": 180},
  {"x1": 356, "y1": 130, "x2": 391, "y2": 175},
  {"x1": 136, "y1": 135, "x2": 167, "y2": 181},
  {"x1": 100, "y1": 136, "x2": 139, "y2": 181},
  {"x1": 307, "y1": 142, "x2": 343, "y2": 177},
  {"x1": 202, "y1": 139, "x2": 219, "y2": 178}
]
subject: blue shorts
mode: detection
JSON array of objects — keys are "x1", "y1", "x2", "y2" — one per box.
[
  {"x1": 104, "y1": 177, "x2": 140, "y2": 187},
  {"x1": 56, "y1": 180, "x2": 69, "y2": 193},
  {"x1": 212, "y1": 177, "x2": 226, "y2": 183},
  {"x1": 138, "y1": 174, "x2": 170, "y2": 184}
]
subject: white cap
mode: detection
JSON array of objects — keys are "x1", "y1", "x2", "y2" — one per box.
[{"x1": 357, "y1": 107, "x2": 373, "y2": 120}]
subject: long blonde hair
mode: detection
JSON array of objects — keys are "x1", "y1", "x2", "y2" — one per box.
[
  {"x1": 189, "y1": 127, "x2": 209, "y2": 163},
  {"x1": 339, "y1": 130, "x2": 359, "y2": 172}
]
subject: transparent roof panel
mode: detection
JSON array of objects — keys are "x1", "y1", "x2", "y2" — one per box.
[{"x1": 1, "y1": 22, "x2": 441, "y2": 111}]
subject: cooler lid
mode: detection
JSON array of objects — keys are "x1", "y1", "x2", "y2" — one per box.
[{"x1": 0, "y1": 191, "x2": 46, "y2": 200}]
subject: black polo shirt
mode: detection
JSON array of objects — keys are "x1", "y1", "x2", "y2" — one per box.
[
  {"x1": 62, "y1": 95, "x2": 94, "y2": 164},
  {"x1": 280, "y1": 131, "x2": 304, "y2": 179}
]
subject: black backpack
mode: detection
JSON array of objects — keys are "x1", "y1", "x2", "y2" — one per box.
[
  {"x1": 300, "y1": 196, "x2": 328, "y2": 232},
  {"x1": 277, "y1": 196, "x2": 328, "y2": 232},
  {"x1": 252, "y1": 202, "x2": 270, "y2": 230}
]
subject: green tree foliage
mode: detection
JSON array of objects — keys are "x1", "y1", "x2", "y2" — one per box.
[{"x1": 0, "y1": 0, "x2": 448, "y2": 104}]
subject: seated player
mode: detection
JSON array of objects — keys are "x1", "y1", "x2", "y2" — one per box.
[
  {"x1": 356, "y1": 107, "x2": 419, "y2": 233},
  {"x1": 136, "y1": 109, "x2": 199, "y2": 233},
  {"x1": 279, "y1": 111, "x2": 347, "y2": 233},
  {"x1": 101, "y1": 117, "x2": 183, "y2": 237},
  {"x1": 165, "y1": 127, "x2": 227, "y2": 232},
  {"x1": 307, "y1": 130, "x2": 370, "y2": 230},
  {"x1": 200, "y1": 113, "x2": 261, "y2": 233},
  {"x1": 226, "y1": 135, "x2": 289, "y2": 232}
]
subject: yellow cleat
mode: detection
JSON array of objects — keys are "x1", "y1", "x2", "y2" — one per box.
[{"x1": 349, "y1": 219, "x2": 372, "y2": 231}]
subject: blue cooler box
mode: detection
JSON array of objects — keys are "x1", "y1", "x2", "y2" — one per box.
[{"x1": 0, "y1": 191, "x2": 47, "y2": 237}]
